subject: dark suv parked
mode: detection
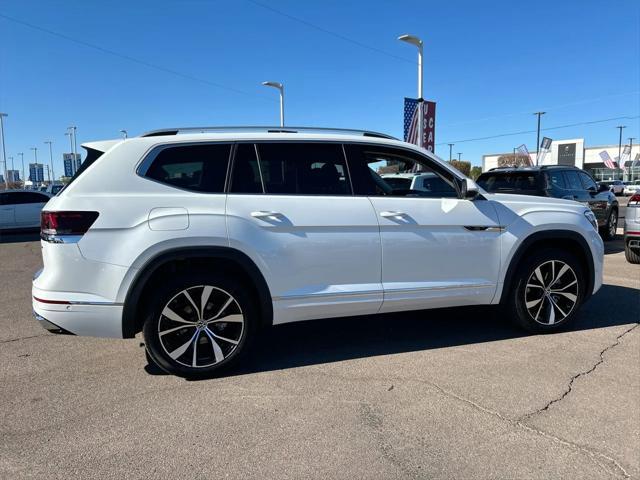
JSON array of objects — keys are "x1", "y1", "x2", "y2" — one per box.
[{"x1": 477, "y1": 166, "x2": 619, "y2": 240}]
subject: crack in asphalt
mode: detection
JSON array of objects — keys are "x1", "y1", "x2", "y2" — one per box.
[
  {"x1": 0, "y1": 334, "x2": 49, "y2": 344},
  {"x1": 519, "y1": 323, "x2": 639, "y2": 423}
]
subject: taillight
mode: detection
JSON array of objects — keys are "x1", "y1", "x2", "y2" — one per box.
[
  {"x1": 629, "y1": 194, "x2": 640, "y2": 206},
  {"x1": 41, "y1": 211, "x2": 99, "y2": 241}
]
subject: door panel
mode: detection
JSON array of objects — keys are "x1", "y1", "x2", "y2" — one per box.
[
  {"x1": 227, "y1": 195, "x2": 383, "y2": 324},
  {"x1": 15, "y1": 202, "x2": 46, "y2": 227},
  {"x1": 370, "y1": 196, "x2": 501, "y2": 312},
  {"x1": 0, "y1": 206, "x2": 15, "y2": 228}
]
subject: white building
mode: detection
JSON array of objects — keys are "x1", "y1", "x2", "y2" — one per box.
[{"x1": 482, "y1": 138, "x2": 640, "y2": 181}]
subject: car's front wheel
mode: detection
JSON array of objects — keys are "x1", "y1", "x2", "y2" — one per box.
[
  {"x1": 601, "y1": 209, "x2": 618, "y2": 241},
  {"x1": 507, "y1": 248, "x2": 584, "y2": 333},
  {"x1": 143, "y1": 273, "x2": 256, "y2": 377}
]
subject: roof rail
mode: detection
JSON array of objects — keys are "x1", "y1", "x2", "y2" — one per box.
[{"x1": 140, "y1": 126, "x2": 399, "y2": 140}]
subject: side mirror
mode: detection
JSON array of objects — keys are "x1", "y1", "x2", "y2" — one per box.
[{"x1": 460, "y1": 178, "x2": 480, "y2": 199}]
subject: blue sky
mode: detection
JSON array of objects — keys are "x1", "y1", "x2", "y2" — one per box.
[{"x1": 1, "y1": 0, "x2": 639, "y2": 177}]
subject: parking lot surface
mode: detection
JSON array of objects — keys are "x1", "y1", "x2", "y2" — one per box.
[{"x1": 0, "y1": 225, "x2": 638, "y2": 479}]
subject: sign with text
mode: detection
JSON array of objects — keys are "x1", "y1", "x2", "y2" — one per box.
[{"x1": 403, "y1": 98, "x2": 436, "y2": 152}]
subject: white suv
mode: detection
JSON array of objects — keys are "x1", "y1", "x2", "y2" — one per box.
[{"x1": 32, "y1": 127, "x2": 604, "y2": 377}]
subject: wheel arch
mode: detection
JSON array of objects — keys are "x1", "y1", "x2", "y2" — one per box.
[
  {"x1": 498, "y1": 229, "x2": 595, "y2": 305},
  {"x1": 122, "y1": 246, "x2": 273, "y2": 338}
]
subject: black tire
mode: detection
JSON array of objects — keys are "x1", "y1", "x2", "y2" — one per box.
[
  {"x1": 600, "y1": 209, "x2": 618, "y2": 241},
  {"x1": 506, "y1": 248, "x2": 585, "y2": 334},
  {"x1": 625, "y1": 241, "x2": 640, "y2": 264},
  {"x1": 143, "y1": 273, "x2": 257, "y2": 378}
]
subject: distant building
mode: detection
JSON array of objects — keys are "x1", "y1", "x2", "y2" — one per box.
[
  {"x1": 7, "y1": 170, "x2": 20, "y2": 182},
  {"x1": 63, "y1": 153, "x2": 82, "y2": 177},
  {"x1": 482, "y1": 138, "x2": 640, "y2": 181},
  {"x1": 29, "y1": 163, "x2": 45, "y2": 184}
]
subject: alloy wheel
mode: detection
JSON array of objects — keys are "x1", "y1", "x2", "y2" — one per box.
[
  {"x1": 609, "y1": 211, "x2": 617, "y2": 237},
  {"x1": 524, "y1": 260, "x2": 579, "y2": 325},
  {"x1": 157, "y1": 285, "x2": 244, "y2": 368}
]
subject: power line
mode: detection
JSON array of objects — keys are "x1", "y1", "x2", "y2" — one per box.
[
  {"x1": 247, "y1": 0, "x2": 415, "y2": 65},
  {"x1": 0, "y1": 12, "x2": 272, "y2": 102},
  {"x1": 437, "y1": 115, "x2": 640, "y2": 146}
]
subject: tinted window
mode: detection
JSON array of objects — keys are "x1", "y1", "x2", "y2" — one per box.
[
  {"x1": 579, "y1": 172, "x2": 598, "y2": 190},
  {"x1": 564, "y1": 171, "x2": 583, "y2": 190},
  {"x1": 476, "y1": 172, "x2": 539, "y2": 193},
  {"x1": 346, "y1": 144, "x2": 457, "y2": 197},
  {"x1": 256, "y1": 143, "x2": 351, "y2": 195},
  {"x1": 547, "y1": 171, "x2": 566, "y2": 189},
  {"x1": 230, "y1": 143, "x2": 262, "y2": 193},
  {"x1": 4, "y1": 192, "x2": 49, "y2": 205},
  {"x1": 144, "y1": 143, "x2": 231, "y2": 193}
]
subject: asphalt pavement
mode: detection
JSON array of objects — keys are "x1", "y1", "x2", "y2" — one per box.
[{"x1": 0, "y1": 221, "x2": 638, "y2": 479}]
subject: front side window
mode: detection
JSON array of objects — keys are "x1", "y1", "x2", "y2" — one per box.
[
  {"x1": 564, "y1": 170, "x2": 584, "y2": 190},
  {"x1": 346, "y1": 144, "x2": 457, "y2": 197},
  {"x1": 255, "y1": 143, "x2": 351, "y2": 195},
  {"x1": 144, "y1": 143, "x2": 231, "y2": 193},
  {"x1": 579, "y1": 171, "x2": 598, "y2": 190}
]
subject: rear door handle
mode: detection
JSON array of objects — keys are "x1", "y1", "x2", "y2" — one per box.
[
  {"x1": 250, "y1": 211, "x2": 282, "y2": 219},
  {"x1": 380, "y1": 211, "x2": 406, "y2": 218}
]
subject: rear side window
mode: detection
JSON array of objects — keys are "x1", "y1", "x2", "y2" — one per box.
[
  {"x1": 3, "y1": 192, "x2": 49, "y2": 204},
  {"x1": 256, "y1": 143, "x2": 351, "y2": 195},
  {"x1": 476, "y1": 172, "x2": 539, "y2": 193},
  {"x1": 144, "y1": 143, "x2": 231, "y2": 193},
  {"x1": 564, "y1": 171, "x2": 583, "y2": 190}
]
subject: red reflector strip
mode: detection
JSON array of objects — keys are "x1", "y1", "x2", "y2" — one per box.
[
  {"x1": 626, "y1": 231, "x2": 640, "y2": 235},
  {"x1": 33, "y1": 296, "x2": 71, "y2": 305}
]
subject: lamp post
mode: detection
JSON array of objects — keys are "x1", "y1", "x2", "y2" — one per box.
[
  {"x1": 44, "y1": 140, "x2": 54, "y2": 182},
  {"x1": 261, "y1": 82, "x2": 284, "y2": 127},
  {"x1": 448, "y1": 143, "x2": 454, "y2": 161},
  {"x1": 68, "y1": 126, "x2": 78, "y2": 159},
  {"x1": 398, "y1": 34, "x2": 424, "y2": 149},
  {"x1": 18, "y1": 152, "x2": 24, "y2": 186},
  {"x1": 457, "y1": 152, "x2": 462, "y2": 161},
  {"x1": 533, "y1": 111, "x2": 545, "y2": 163},
  {"x1": 0, "y1": 112, "x2": 8, "y2": 190},
  {"x1": 120, "y1": 129, "x2": 128, "y2": 139}
]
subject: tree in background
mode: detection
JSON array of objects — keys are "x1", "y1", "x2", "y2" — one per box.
[
  {"x1": 469, "y1": 166, "x2": 482, "y2": 180},
  {"x1": 448, "y1": 160, "x2": 471, "y2": 177}
]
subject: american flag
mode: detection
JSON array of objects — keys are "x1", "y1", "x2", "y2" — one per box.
[
  {"x1": 516, "y1": 144, "x2": 533, "y2": 165},
  {"x1": 599, "y1": 150, "x2": 617, "y2": 169},
  {"x1": 404, "y1": 98, "x2": 420, "y2": 145}
]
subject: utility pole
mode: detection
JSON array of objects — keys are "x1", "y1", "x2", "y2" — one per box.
[
  {"x1": 616, "y1": 126, "x2": 626, "y2": 175},
  {"x1": 0, "y1": 113, "x2": 8, "y2": 190},
  {"x1": 533, "y1": 112, "x2": 545, "y2": 164},
  {"x1": 457, "y1": 152, "x2": 462, "y2": 161},
  {"x1": 448, "y1": 143, "x2": 454, "y2": 161},
  {"x1": 44, "y1": 140, "x2": 55, "y2": 182}
]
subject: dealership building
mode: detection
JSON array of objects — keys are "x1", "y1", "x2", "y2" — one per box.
[{"x1": 482, "y1": 138, "x2": 640, "y2": 182}]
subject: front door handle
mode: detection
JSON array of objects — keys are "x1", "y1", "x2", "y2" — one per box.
[
  {"x1": 251, "y1": 211, "x2": 282, "y2": 219},
  {"x1": 380, "y1": 211, "x2": 406, "y2": 218}
]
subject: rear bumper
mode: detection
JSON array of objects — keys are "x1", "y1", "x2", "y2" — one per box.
[{"x1": 32, "y1": 285, "x2": 124, "y2": 338}]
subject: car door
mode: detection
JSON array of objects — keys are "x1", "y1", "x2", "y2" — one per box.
[
  {"x1": 577, "y1": 170, "x2": 609, "y2": 224},
  {"x1": 0, "y1": 192, "x2": 16, "y2": 228},
  {"x1": 225, "y1": 142, "x2": 383, "y2": 325},
  {"x1": 345, "y1": 143, "x2": 502, "y2": 313},
  {"x1": 14, "y1": 192, "x2": 49, "y2": 227}
]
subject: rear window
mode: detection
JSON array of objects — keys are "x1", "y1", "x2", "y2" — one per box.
[
  {"x1": 476, "y1": 172, "x2": 540, "y2": 193},
  {"x1": 144, "y1": 143, "x2": 231, "y2": 193}
]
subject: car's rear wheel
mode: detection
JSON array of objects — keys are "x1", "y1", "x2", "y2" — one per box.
[
  {"x1": 143, "y1": 273, "x2": 256, "y2": 377},
  {"x1": 507, "y1": 248, "x2": 584, "y2": 333},
  {"x1": 600, "y1": 209, "x2": 618, "y2": 241},
  {"x1": 625, "y1": 240, "x2": 640, "y2": 264}
]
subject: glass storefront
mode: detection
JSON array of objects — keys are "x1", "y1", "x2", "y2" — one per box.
[{"x1": 588, "y1": 167, "x2": 640, "y2": 182}]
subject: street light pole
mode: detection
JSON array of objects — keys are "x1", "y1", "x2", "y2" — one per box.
[
  {"x1": 18, "y1": 152, "x2": 24, "y2": 186},
  {"x1": 0, "y1": 113, "x2": 8, "y2": 190},
  {"x1": 448, "y1": 143, "x2": 454, "y2": 161},
  {"x1": 44, "y1": 140, "x2": 54, "y2": 182},
  {"x1": 30, "y1": 147, "x2": 38, "y2": 185},
  {"x1": 398, "y1": 34, "x2": 424, "y2": 149},
  {"x1": 120, "y1": 129, "x2": 128, "y2": 140},
  {"x1": 533, "y1": 112, "x2": 545, "y2": 164},
  {"x1": 616, "y1": 125, "x2": 626, "y2": 165},
  {"x1": 68, "y1": 126, "x2": 78, "y2": 159},
  {"x1": 261, "y1": 82, "x2": 284, "y2": 127},
  {"x1": 457, "y1": 152, "x2": 462, "y2": 161}
]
